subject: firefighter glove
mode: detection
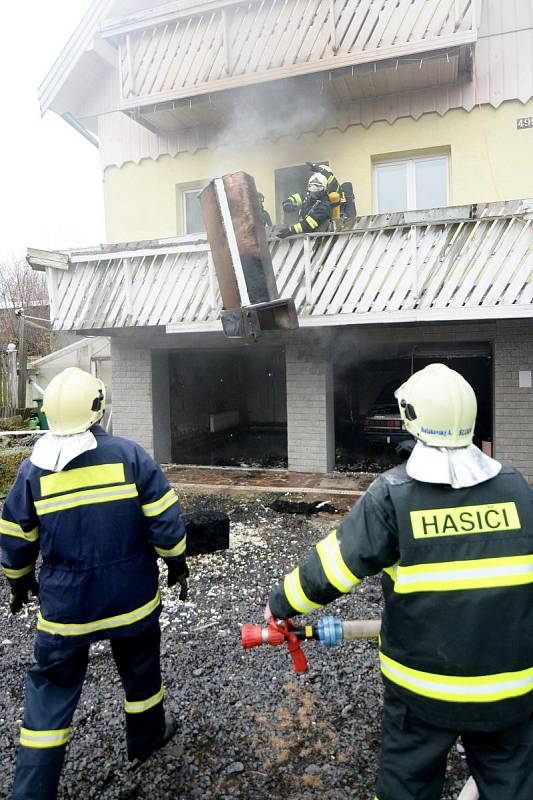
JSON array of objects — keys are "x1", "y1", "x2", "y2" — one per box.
[
  {"x1": 165, "y1": 558, "x2": 189, "y2": 601},
  {"x1": 276, "y1": 228, "x2": 292, "y2": 239},
  {"x1": 6, "y1": 569, "x2": 39, "y2": 614}
]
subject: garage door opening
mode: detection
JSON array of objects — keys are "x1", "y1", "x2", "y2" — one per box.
[
  {"x1": 334, "y1": 342, "x2": 492, "y2": 471},
  {"x1": 168, "y1": 348, "x2": 287, "y2": 467}
]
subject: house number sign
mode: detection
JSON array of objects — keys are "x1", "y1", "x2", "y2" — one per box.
[{"x1": 517, "y1": 117, "x2": 533, "y2": 129}]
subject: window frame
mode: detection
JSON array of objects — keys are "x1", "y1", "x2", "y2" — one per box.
[
  {"x1": 176, "y1": 181, "x2": 207, "y2": 235},
  {"x1": 373, "y1": 153, "x2": 450, "y2": 214}
]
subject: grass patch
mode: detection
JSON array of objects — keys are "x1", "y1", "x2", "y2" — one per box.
[{"x1": 0, "y1": 447, "x2": 31, "y2": 496}]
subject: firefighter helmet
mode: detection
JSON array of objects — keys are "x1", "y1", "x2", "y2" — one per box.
[
  {"x1": 42, "y1": 368, "x2": 106, "y2": 436},
  {"x1": 308, "y1": 173, "x2": 328, "y2": 195},
  {"x1": 395, "y1": 363, "x2": 477, "y2": 448}
]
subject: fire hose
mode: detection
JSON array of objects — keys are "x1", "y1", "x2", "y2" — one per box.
[
  {"x1": 242, "y1": 616, "x2": 381, "y2": 673},
  {"x1": 241, "y1": 617, "x2": 480, "y2": 800}
]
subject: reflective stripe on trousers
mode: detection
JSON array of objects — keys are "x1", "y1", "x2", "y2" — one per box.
[{"x1": 12, "y1": 623, "x2": 166, "y2": 800}]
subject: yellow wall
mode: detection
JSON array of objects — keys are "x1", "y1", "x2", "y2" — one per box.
[{"x1": 104, "y1": 99, "x2": 533, "y2": 243}]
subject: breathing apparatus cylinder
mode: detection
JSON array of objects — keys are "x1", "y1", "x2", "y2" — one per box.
[{"x1": 328, "y1": 191, "x2": 341, "y2": 221}]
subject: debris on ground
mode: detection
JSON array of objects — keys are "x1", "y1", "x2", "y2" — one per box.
[
  {"x1": 270, "y1": 495, "x2": 337, "y2": 515},
  {"x1": 0, "y1": 491, "x2": 470, "y2": 799}
]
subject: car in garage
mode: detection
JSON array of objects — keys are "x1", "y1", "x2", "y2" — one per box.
[{"x1": 362, "y1": 380, "x2": 413, "y2": 446}]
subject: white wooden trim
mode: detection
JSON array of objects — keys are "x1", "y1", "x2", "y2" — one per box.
[
  {"x1": 298, "y1": 304, "x2": 533, "y2": 327},
  {"x1": 303, "y1": 236, "x2": 312, "y2": 306},
  {"x1": 123, "y1": 258, "x2": 134, "y2": 316},
  {"x1": 70, "y1": 244, "x2": 209, "y2": 263},
  {"x1": 116, "y1": 31, "x2": 477, "y2": 109},
  {"x1": 166, "y1": 319, "x2": 223, "y2": 333},
  {"x1": 102, "y1": 0, "x2": 261, "y2": 37}
]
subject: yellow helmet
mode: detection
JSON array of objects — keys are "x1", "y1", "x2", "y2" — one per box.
[
  {"x1": 395, "y1": 363, "x2": 477, "y2": 448},
  {"x1": 42, "y1": 368, "x2": 106, "y2": 436}
]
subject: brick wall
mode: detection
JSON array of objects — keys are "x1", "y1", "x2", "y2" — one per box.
[
  {"x1": 111, "y1": 340, "x2": 154, "y2": 454},
  {"x1": 286, "y1": 345, "x2": 334, "y2": 473},
  {"x1": 494, "y1": 320, "x2": 533, "y2": 482}
]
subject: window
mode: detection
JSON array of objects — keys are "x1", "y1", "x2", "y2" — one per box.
[
  {"x1": 274, "y1": 161, "x2": 328, "y2": 224},
  {"x1": 374, "y1": 154, "x2": 449, "y2": 213},
  {"x1": 182, "y1": 187, "x2": 205, "y2": 234}
]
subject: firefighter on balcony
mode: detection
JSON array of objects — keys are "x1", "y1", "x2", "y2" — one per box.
[
  {"x1": 265, "y1": 364, "x2": 533, "y2": 800},
  {"x1": 276, "y1": 172, "x2": 334, "y2": 238},
  {"x1": 0, "y1": 367, "x2": 189, "y2": 800}
]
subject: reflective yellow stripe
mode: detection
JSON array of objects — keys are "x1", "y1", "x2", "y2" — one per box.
[
  {"x1": 316, "y1": 530, "x2": 360, "y2": 593},
  {"x1": 20, "y1": 727, "x2": 71, "y2": 748},
  {"x1": 380, "y1": 651, "x2": 533, "y2": 703},
  {"x1": 37, "y1": 590, "x2": 161, "y2": 636},
  {"x1": 410, "y1": 502, "x2": 520, "y2": 538},
  {"x1": 40, "y1": 464, "x2": 125, "y2": 497},
  {"x1": 125, "y1": 683, "x2": 164, "y2": 714},
  {"x1": 35, "y1": 483, "x2": 138, "y2": 515},
  {"x1": 293, "y1": 223, "x2": 303, "y2": 234},
  {"x1": 2, "y1": 563, "x2": 34, "y2": 580},
  {"x1": 283, "y1": 567, "x2": 322, "y2": 614},
  {"x1": 394, "y1": 555, "x2": 533, "y2": 593},
  {"x1": 383, "y1": 564, "x2": 398, "y2": 582},
  {"x1": 305, "y1": 215, "x2": 319, "y2": 229},
  {"x1": 0, "y1": 519, "x2": 39, "y2": 542},
  {"x1": 305, "y1": 625, "x2": 313, "y2": 638},
  {"x1": 289, "y1": 194, "x2": 303, "y2": 206},
  {"x1": 155, "y1": 534, "x2": 186, "y2": 558},
  {"x1": 142, "y1": 489, "x2": 178, "y2": 518}
]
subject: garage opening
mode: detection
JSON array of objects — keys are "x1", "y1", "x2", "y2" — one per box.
[
  {"x1": 168, "y1": 348, "x2": 287, "y2": 467},
  {"x1": 334, "y1": 341, "x2": 492, "y2": 470}
]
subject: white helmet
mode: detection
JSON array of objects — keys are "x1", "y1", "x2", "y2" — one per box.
[
  {"x1": 395, "y1": 363, "x2": 477, "y2": 448},
  {"x1": 308, "y1": 173, "x2": 328, "y2": 195},
  {"x1": 42, "y1": 367, "x2": 106, "y2": 436}
]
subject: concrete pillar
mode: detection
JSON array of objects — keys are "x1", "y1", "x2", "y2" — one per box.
[
  {"x1": 111, "y1": 339, "x2": 154, "y2": 454},
  {"x1": 152, "y1": 350, "x2": 172, "y2": 463},
  {"x1": 286, "y1": 344, "x2": 334, "y2": 473},
  {"x1": 494, "y1": 320, "x2": 533, "y2": 483}
]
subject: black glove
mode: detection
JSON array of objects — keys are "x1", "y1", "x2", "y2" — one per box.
[
  {"x1": 6, "y1": 569, "x2": 39, "y2": 614},
  {"x1": 276, "y1": 228, "x2": 292, "y2": 239},
  {"x1": 165, "y1": 558, "x2": 189, "y2": 601},
  {"x1": 282, "y1": 199, "x2": 296, "y2": 212}
]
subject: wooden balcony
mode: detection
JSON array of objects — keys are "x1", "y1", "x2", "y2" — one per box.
[
  {"x1": 28, "y1": 200, "x2": 533, "y2": 335},
  {"x1": 101, "y1": 0, "x2": 478, "y2": 133}
]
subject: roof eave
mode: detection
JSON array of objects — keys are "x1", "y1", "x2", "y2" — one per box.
[{"x1": 38, "y1": 0, "x2": 113, "y2": 116}]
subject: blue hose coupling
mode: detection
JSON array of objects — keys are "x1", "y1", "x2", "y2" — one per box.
[{"x1": 317, "y1": 616, "x2": 343, "y2": 647}]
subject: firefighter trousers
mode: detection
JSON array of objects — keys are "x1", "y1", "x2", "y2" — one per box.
[
  {"x1": 374, "y1": 688, "x2": 533, "y2": 800},
  {"x1": 12, "y1": 622, "x2": 166, "y2": 800}
]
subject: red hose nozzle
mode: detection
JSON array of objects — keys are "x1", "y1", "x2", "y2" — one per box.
[
  {"x1": 241, "y1": 623, "x2": 285, "y2": 648},
  {"x1": 241, "y1": 620, "x2": 308, "y2": 672}
]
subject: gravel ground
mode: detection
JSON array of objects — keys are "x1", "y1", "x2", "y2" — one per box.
[{"x1": 0, "y1": 491, "x2": 470, "y2": 799}]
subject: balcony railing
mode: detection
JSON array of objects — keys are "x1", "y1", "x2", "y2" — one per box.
[
  {"x1": 28, "y1": 200, "x2": 533, "y2": 334},
  {"x1": 101, "y1": 0, "x2": 478, "y2": 111}
]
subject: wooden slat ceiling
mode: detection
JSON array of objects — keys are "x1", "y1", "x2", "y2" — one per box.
[
  {"x1": 42, "y1": 201, "x2": 533, "y2": 332},
  {"x1": 137, "y1": 51, "x2": 463, "y2": 133}
]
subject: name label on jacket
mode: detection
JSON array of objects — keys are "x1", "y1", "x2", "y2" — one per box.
[{"x1": 410, "y1": 502, "x2": 520, "y2": 538}]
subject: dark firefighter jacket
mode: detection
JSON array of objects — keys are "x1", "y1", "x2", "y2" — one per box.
[
  {"x1": 284, "y1": 193, "x2": 331, "y2": 234},
  {"x1": 269, "y1": 463, "x2": 533, "y2": 731},
  {"x1": 0, "y1": 426, "x2": 186, "y2": 646}
]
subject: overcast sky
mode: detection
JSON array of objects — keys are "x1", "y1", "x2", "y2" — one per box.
[{"x1": 0, "y1": 0, "x2": 105, "y2": 262}]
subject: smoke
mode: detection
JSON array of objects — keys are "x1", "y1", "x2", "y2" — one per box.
[{"x1": 212, "y1": 76, "x2": 339, "y2": 149}]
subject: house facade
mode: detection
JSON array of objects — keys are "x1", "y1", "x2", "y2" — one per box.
[{"x1": 32, "y1": 0, "x2": 533, "y2": 477}]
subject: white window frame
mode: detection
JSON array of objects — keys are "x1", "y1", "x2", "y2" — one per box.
[
  {"x1": 373, "y1": 154, "x2": 450, "y2": 214},
  {"x1": 181, "y1": 186, "x2": 205, "y2": 235}
]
